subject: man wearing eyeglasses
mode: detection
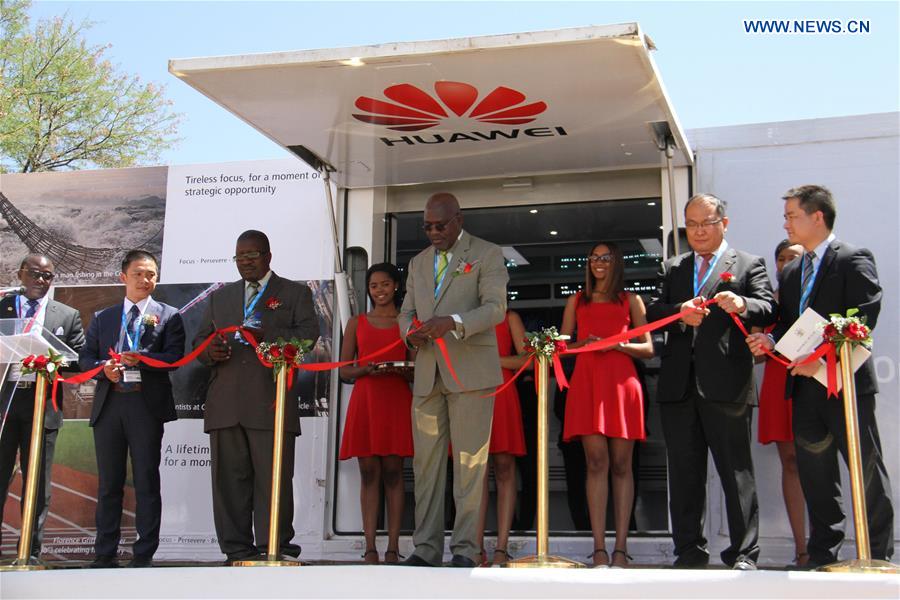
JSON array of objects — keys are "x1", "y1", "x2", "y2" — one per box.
[
  {"x1": 194, "y1": 230, "x2": 318, "y2": 565},
  {"x1": 647, "y1": 194, "x2": 775, "y2": 571},
  {"x1": 398, "y1": 193, "x2": 509, "y2": 568},
  {"x1": 1, "y1": 255, "x2": 85, "y2": 561}
]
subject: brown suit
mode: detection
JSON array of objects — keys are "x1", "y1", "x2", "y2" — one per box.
[
  {"x1": 398, "y1": 230, "x2": 508, "y2": 564},
  {"x1": 194, "y1": 272, "x2": 318, "y2": 560}
]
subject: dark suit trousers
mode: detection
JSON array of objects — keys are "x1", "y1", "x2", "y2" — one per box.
[
  {"x1": 210, "y1": 425, "x2": 299, "y2": 560},
  {"x1": 92, "y1": 391, "x2": 164, "y2": 559},
  {"x1": 792, "y1": 379, "x2": 894, "y2": 562},
  {"x1": 0, "y1": 388, "x2": 58, "y2": 557},
  {"x1": 660, "y1": 373, "x2": 760, "y2": 565}
]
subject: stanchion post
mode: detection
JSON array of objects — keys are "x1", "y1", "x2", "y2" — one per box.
[
  {"x1": 506, "y1": 355, "x2": 583, "y2": 568},
  {"x1": 232, "y1": 367, "x2": 301, "y2": 567},
  {"x1": 821, "y1": 344, "x2": 898, "y2": 574},
  {"x1": 1, "y1": 373, "x2": 50, "y2": 570}
]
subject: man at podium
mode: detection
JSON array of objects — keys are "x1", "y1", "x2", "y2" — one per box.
[{"x1": 1, "y1": 254, "x2": 85, "y2": 560}]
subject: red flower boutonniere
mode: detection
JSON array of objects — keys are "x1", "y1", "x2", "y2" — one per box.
[
  {"x1": 266, "y1": 297, "x2": 282, "y2": 310},
  {"x1": 142, "y1": 314, "x2": 159, "y2": 328},
  {"x1": 452, "y1": 260, "x2": 480, "y2": 277},
  {"x1": 719, "y1": 272, "x2": 734, "y2": 283}
]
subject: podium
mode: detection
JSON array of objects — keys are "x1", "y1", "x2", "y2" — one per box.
[{"x1": 0, "y1": 318, "x2": 78, "y2": 571}]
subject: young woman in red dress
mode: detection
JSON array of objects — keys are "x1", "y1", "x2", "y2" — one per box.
[
  {"x1": 338, "y1": 263, "x2": 413, "y2": 564},
  {"x1": 560, "y1": 242, "x2": 653, "y2": 568},
  {"x1": 475, "y1": 310, "x2": 529, "y2": 566},
  {"x1": 756, "y1": 240, "x2": 808, "y2": 566}
]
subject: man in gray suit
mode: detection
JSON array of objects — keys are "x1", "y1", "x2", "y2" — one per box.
[
  {"x1": 194, "y1": 230, "x2": 318, "y2": 564},
  {"x1": 399, "y1": 193, "x2": 509, "y2": 567},
  {"x1": 1, "y1": 254, "x2": 85, "y2": 560}
]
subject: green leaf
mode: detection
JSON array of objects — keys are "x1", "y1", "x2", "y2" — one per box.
[{"x1": 846, "y1": 308, "x2": 859, "y2": 318}]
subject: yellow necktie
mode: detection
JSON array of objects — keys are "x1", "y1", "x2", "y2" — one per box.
[{"x1": 435, "y1": 251, "x2": 448, "y2": 297}]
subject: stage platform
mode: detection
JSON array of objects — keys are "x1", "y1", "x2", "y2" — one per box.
[{"x1": 2, "y1": 564, "x2": 898, "y2": 599}]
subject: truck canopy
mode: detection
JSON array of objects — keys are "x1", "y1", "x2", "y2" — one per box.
[{"x1": 169, "y1": 23, "x2": 693, "y2": 189}]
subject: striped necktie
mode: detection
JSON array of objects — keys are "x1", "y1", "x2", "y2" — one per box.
[
  {"x1": 800, "y1": 251, "x2": 816, "y2": 310},
  {"x1": 434, "y1": 251, "x2": 448, "y2": 297},
  {"x1": 246, "y1": 281, "x2": 260, "y2": 310}
]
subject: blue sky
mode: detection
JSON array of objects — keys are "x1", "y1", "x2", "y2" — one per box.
[{"x1": 29, "y1": 1, "x2": 900, "y2": 166}]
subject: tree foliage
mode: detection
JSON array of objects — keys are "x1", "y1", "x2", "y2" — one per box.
[{"x1": 0, "y1": 0, "x2": 181, "y2": 172}]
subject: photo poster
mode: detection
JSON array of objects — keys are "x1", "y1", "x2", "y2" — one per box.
[{"x1": 1, "y1": 158, "x2": 335, "y2": 561}]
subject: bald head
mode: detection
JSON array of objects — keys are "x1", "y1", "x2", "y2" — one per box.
[
  {"x1": 423, "y1": 193, "x2": 463, "y2": 251},
  {"x1": 426, "y1": 193, "x2": 460, "y2": 213}
]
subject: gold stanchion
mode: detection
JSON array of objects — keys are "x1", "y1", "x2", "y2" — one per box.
[
  {"x1": 1, "y1": 373, "x2": 50, "y2": 571},
  {"x1": 820, "y1": 344, "x2": 898, "y2": 574},
  {"x1": 506, "y1": 356, "x2": 583, "y2": 568},
  {"x1": 232, "y1": 367, "x2": 301, "y2": 567}
]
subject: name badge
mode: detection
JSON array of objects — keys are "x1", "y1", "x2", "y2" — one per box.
[{"x1": 122, "y1": 369, "x2": 142, "y2": 383}]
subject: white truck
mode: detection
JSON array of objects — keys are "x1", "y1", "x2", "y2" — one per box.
[{"x1": 169, "y1": 24, "x2": 899, "y2": 566}]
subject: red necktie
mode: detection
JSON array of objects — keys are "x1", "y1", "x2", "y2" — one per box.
[{"x1": 697, "y1": 254, "x2": 713, "y2": 286}]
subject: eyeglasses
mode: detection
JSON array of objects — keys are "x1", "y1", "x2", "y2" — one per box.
[
  {"x1": 232, "y1": 251, "x2": 265, "y2": 262},
  {"x1": 685, "y1": 218, "x2": 724, "y2": 231},
  {"x1": 587, "y1": 254, "x2": 614, "y2": 263},
  {"x1": 24, "y1": 269, "x2": 54, "y2": 281},
  {"x1": 422, "y1": 214, "x2": 460, "y2": 233}
]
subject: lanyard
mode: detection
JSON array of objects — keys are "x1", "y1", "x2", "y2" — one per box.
[
  {"x1": 692, "y1": 251, "x2": 722, "y2": 296},
  {"x1": 121, "y1": 307, "x2": 144, "y2": 352},
  {"x1": 799, "y1": 253, "x2": 822, "y2": 310},
  {"x1": 244, "y1": 281, "x2": 268, "y2": 319}
]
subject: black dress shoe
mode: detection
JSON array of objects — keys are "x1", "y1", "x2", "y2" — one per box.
[
  {"x1": 89, "y1": 555, "x2": 119, "y2": 568},
  {"x1": 450, "y1": 554, "x2": 477, "y2": 568},
  {"x1": 732, "y1": 556, "x2": 757, "y2": 571},
  {"x1": 672, "y1": 554, "x2": 709, "y2": 569},
  {"x1": 400, "y1": 554, "x2": 433, "y2": 567},
  {"x1": 127, "y1": 555, "x2": 153, "y2": 568},
  {"x1": 225, "y1": 552, "x2": 266, "y2": 566}
]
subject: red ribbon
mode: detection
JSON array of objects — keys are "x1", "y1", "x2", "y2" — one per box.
[
  {"x1": 727, "y1": 313, "x2": 839, "y2": 397},
  {"x1": 411, "y1": 318, "x2": 465, "y2": 390}
]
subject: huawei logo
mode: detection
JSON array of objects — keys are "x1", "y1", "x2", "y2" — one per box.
[{"x1": 352, "y1": 82, "x2": 548, "y2": 132}]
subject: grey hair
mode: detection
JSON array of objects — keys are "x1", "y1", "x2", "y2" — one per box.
[{"x1": 684, "y1": 193, "x2": 727, "y2": 219}]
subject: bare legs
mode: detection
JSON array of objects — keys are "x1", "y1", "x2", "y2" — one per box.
[
  {"x1": 476, "y1": 453, "x2": 518, "y2": 565},
  {"x1": 776, "y1": 441, "x2": 808, "y2": 565},
  {"x1": 583, "y1": 434, "x2": 635, "y2": 567},
  {"x1": 358, "y1": 455, "x2": 405, "y2": 564}
]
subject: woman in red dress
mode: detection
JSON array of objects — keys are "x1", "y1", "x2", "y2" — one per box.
[
  {"x1": 338, "y1": 263, "x2": 413, "y2": 564},
  {"x1": 475, "y1": 310, "x2": 529, "y2": 566},
  {"x1": 757, "y1": 239, "x2": 808, "y2": 566},
  {"x1": 560, "y1": 242, "x2": 653, "y2": 568}
]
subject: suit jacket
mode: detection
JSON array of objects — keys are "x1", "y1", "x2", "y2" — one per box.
[
  {"x1": 773, "y1": 238, "x2": 880, "y2": 397},
  {"x1": 79, "y1": 298, "x2": 185, "y2": 426},
  {"x1": 194, "y1": 273, "x2": 318, "y2": 435},
  {"x1": 1, "y1": 296, "x2": 86, "y2": 429},
  {"x1": 398, "y1": 231, "x2": 509, "y2": 396},
  {"x1": 646, "y1": 246, "x2": 776, "y2": 404}
]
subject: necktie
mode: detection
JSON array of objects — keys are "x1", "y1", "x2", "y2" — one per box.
[
  {"x1": 24, "y1": 299, "x2": 39, "y2": 318},
  {"x1": 435, "y1": 251, "x2": 448, "y2": 297},
  {"x1": 127, "y1": 304, "x2": 140, "y2": 332},
  {"x1": 696, "y1": 254, "x2": 713, "y2": 288},
  {"x1": 800, "y1": 251, "x2": 816, "y2": 310},
  {"x1": 246, "y1": 281, "x2": 260, "y2": 310}
]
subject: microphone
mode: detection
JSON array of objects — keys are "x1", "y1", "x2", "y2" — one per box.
[{"x1": 0, "y1": 286, "x2": 26, "y2": 298}]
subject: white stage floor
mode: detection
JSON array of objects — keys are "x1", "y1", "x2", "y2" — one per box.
[{"x1": 1, "y1": 565, "x2": 898, "y2": 599}]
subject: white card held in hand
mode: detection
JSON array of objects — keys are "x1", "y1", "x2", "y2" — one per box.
[
  {"x1": 775, "y1": 307, "x2": 871, "y2": 392},
  {"x1": 774, "y1": 307, "x2": 828, "y2": 360}
]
